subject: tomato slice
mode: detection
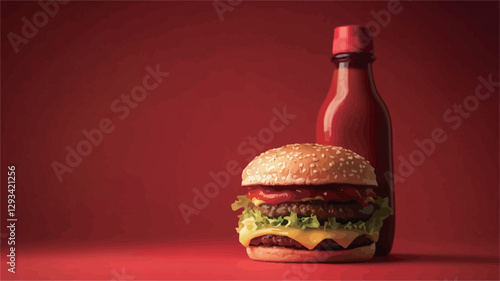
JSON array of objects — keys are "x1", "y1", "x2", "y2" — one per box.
[{"x1": 247, "y1": 185, "x2": 376, "y2": 206}]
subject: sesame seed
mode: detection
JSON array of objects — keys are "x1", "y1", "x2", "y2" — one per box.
[
  {"x1": 334, "y1": 175, "x2": 338, "y2": 179},
  {"x1": 329, "y1": 162, "x2": 333, "y2": 167},
  {"x1": 322, "y1": 168, "x2": 327, "y2": 171},
  {"x1": 313, "y1": 170, "x2": 318, "y2": 173},
  {"x1": 299, "y1": 156, "x2": 303, "y2": 160},
  {"x1": 343, "y1": 174, "x2": 346, "y2": 177},
  {"x1": 310, "y1": 164, "x2": 316, "y2": 168},
  {"x1": 312, "y1": 153, "x2": 316, "y2": 157},
  {"x1": 349, "y1": 173, "x2": 353, "y2": 176},
  {"x1": 336, "y1": 150, "x2": 341, "y2": 154},
  {"x1": 312, "y1": 158, "x2": 319, "y2": 162},
  {"x1": 292, "y1": 175, "x2": 298, "y2": 179},
  {"x1": 301, "y1": 168, "x2": 306, "y2": 173},
  {"x1": 340, "y1": 158, "x2": 345, "y2": 161},
  {"x1": 299, "y1": 163, "x2": 304, "y2": 168},
  {"x1": 321, "y1": 153, "x2": 325, "y2": 158},
  {"x1": 339, "y1": 163, "x2": 343, "y2": 167}
]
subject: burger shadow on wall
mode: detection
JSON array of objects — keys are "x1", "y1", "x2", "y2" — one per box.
[{"x1": 371, "y1": 254, "x2": 499, "y2": 264}]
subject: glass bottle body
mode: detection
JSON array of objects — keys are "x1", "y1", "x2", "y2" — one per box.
[{"x1": 316, "y1": 53, "x2": 395, "y2": 256}]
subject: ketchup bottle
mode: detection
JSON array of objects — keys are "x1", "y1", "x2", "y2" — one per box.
[{"x1": 316, "y1": 25, "x2": 395, "y2": 256}]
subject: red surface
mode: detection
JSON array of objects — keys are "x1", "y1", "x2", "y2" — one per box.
[
  {"x1": 1, "y1": 1, "x2": 499, "y2": 279},
  {"x1": 3, "y1": 239, "x2": 499, "y2": 280}
]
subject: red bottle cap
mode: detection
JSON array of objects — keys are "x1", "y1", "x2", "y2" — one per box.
[{"x1": 332, "y1": 25, "x2": 374, "y2": 55}]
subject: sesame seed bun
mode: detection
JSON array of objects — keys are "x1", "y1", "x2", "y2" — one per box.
[
  {"x1": 242, "y1": 143, "x2": 377, "y2": 187},
  {"x1": 246, "y1": 243, "x2": 375, "y2": 263}
]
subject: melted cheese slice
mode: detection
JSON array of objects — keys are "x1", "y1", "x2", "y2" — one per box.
[
  {"x1": 251, "y1": 196, "x2": 324, "y2": 206},
  {"x1": 239, "y1": 226, "x2": 379, "y2": 250}
]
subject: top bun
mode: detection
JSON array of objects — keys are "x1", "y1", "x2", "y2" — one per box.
[{"x1": 242, "y1": 143, "x2": 377, "y2": 187}]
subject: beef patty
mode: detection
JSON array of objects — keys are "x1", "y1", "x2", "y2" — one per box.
[
  {"x1": 249, "y1": 234, "x2": 374, "y2": 250},
  {"x1": 250, "y1": 200, "x2": 377, "y2": 224}
]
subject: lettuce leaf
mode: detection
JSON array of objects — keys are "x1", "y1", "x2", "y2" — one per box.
[
  {"x1": 231, "y1": 195, "x2": 252, "y2": 211},
  {"x1": 232, "y1": 196, "x2": 392, "y2": 234}
]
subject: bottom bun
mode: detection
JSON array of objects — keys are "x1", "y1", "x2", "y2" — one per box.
[{"x1": 246, "y1": 243, "x2": 375, "y2": 263}]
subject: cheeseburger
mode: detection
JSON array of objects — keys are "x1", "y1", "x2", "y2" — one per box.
[{"x1": 231, "y1": 143, "x2": 392, "y2": 262}]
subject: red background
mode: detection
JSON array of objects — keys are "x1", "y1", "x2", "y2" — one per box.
[{"x1": 1, "y1": 1, "x2": 499, "y2": 280}]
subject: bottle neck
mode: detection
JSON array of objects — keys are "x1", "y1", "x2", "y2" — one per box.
[{"x1": 329, "y1": 53, "x2": 377, "y2": 97}]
